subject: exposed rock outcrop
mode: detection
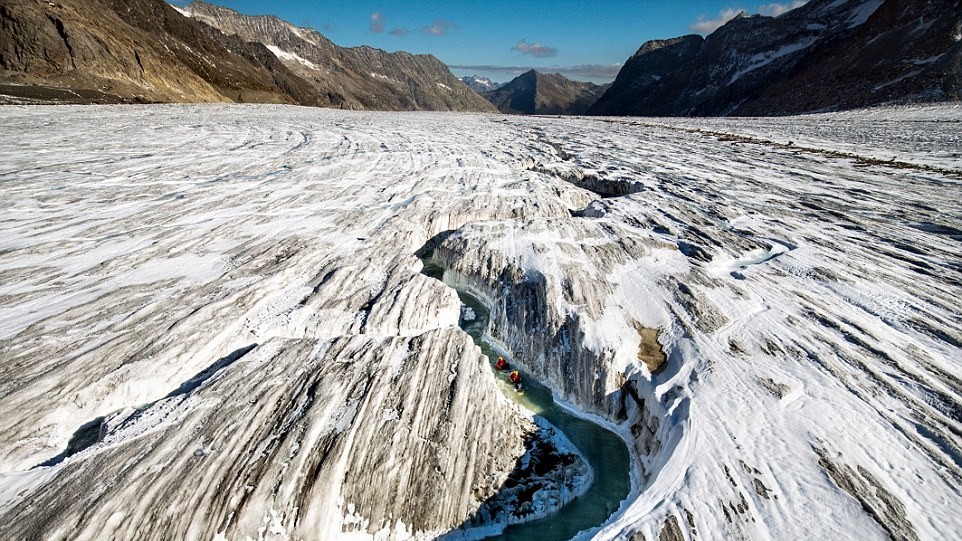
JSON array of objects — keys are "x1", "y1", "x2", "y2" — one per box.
[
  {"x1": 0, "y1": 0, "x2": 295, "y2": 103},
  {"x1": 483, "y1": 69, "x2": 607, "y2": 115},
  {"x1": 587, "y1": 35, "x2": 703, "y2": 116},
  {"x1": 182, "y1": 1, "x2": 496, "y2": 112},
  {"x1": 0, "y1": 0, "x2": 496, "y2": 111},
  {"x1": 589, "y1": 0, "x2": 962, "y2": 116},
  {"x1": 739, "y1": 0, "x2": 962, "y2": 114}
]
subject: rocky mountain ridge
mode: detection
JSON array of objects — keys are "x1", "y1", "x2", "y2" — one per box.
[
  {"x1": 589, "y1": 0, "x2": 962, "y2": 116},
  {"x1": 0, "y1": 0, "x2": 493, "y2": 111},
  {"x1": 482, "y1": 69, "x2": 607, "y2": 115},
  {"x1": 181, "y1": 1, "x2": 495, "y2": 112},
  {"x1": 0, "y1": 0, "x2": 295, "y2": 104}
]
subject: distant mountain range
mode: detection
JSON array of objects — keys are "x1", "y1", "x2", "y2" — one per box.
[
  {"x1": 589, "y1": 0, "x2": 962, "y2": 116},
  {"x1": 0, "y1": 0, "x2": 494, "y2": 111},
  {"x1": 461, "y1": 75, "x2": 502, "y2": 93},
  {"x1": 482, "y1": 70, "x2": 608, "y2": 115}
]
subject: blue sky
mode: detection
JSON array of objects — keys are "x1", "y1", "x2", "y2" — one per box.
[{"x1": 173, "y1": 1, "x2": 808, "y2": 83}]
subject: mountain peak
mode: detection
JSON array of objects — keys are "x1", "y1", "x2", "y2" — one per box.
[
  {"x1": 461, "y1": 75, "x2": 501, "y2": 93},
  {"x1": 590, "y1": 0, "x2": 961, "y2": 116},
  {"x1": 482, "y1": 70, "x2": 606, "y2": 115}
]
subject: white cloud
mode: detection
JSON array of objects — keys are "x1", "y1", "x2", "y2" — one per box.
[
  {"x1": 421, "y1": 19, "x2": 455, "y2": 36},
  {"x1": 690, "y1": 1, "x2": 809, "y2": 34},
  {"x1": 557, "y1": 63, "x2": 622, "y2": 79},
  {"x1": 690, "y1": 8, "x2": 744, "y2": 34},
  {"x1": 759, "y1": 1, "x2": 809, "y2": 17},
  {"x1": 511, "y1": 39, "x2": 559, "y2": 58},
  {"x1": 370, "y1": 12, "x2": 384, "y2": 33},
  {"x1": 389, "y1": 27, "x2": 409, "y2": 36}
]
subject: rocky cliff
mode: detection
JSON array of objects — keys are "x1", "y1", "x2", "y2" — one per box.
[
  {"x1": 181, "y1": 1, "x2": 496, "y2": 112},
  {"x1": 739, "y1": 0, "x2": 962, "y2": 114},
  {"x1": 589, "y1": 0, "x2": 962, "y2": 116},
  {"x1": 587, "y1": 35, "x2": 704, "y2": 116},
  {"x1": 0, "y1": 0, "x2": 296, "y2": 104},
  {"x1": 483, "y1": 69, "x2": 607, "y2": 115},
  {"x1": 0, "y1": 0, "x2": 495, "y2": 111}
]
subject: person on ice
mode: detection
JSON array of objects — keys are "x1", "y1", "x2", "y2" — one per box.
[
  {"x1": 495, "y1": 356, "x2": 509, "y2": 370},
  {"x1": 509, "y1": 370, "x2": 524, "y2": 393}
]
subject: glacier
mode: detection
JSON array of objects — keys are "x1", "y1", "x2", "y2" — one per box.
[{"x1": 0, "y1": 103, "x2": 960, "y2": 540}]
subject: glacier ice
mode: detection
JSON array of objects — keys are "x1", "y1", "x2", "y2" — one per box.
[{"x1": 0, "y1": 104, "x2": 960, "y2": 540}]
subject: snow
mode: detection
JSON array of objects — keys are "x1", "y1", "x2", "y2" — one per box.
[
  {"x1": 265, "y1": 45, "x2": 318, "y2": 69},
  {"x1": 500, "y1": 110, "x2": 961, "y2": 541},
  {"x1": 909, "y1": 53, "x2": 946, "y2": 65},
  {"x1": 654, "y1": 104, "x2": 962, "y2": 171},
  {"x1": 0, "y1": 104, "x2": 960, "y2": 541},
  {"x1": 846, "y1": 0, "x2": 884, "y2": 28},
  {"x1": 729, "y1": 38, "x2": 817, "y2": 84},
  {"x1": 290, "y1": 26, "x2": 322, "y2": 49},
  {"x1": 872, "y1": 68, "x2": 924, "y2": 92},
  {"x1": 168, "y1": 4, "x2": 191, "y2": 17}
]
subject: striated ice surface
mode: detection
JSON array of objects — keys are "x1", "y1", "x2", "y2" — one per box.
[{"x1": 0, "y1": 104, "x2": 960, "y2": 540}]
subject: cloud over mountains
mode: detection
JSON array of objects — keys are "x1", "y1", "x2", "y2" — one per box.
[
  {"x1": 512, "y1": 39, "x2": 558, "y2": 58},
  {"x1": 690, "y1": 1, "x2": 808, "y2": 34}
]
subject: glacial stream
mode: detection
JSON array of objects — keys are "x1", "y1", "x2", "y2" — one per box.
[{"x1": 422, "y1": 260, "x2": 631, "y2": 541}]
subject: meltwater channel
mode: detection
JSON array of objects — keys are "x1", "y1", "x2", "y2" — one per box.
[{"x1": 422, "y1": 259, "x2": 630, "y2": 541}]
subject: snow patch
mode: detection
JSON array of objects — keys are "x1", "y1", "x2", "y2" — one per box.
[
  {"x1": 729, "y1": 38, "x2": 817, "y2": 84},
  {"x1": 872, "y1": 68, "x2": 924, "y2": 92},
  {"x1": 908, "y1": 53, "x2": 946, "y2": 66},
  {"x1": 846, "y1": 0, "x2": 884, "y2": 28},
  {"x1": 265, "y1": 45, "x2": 318, "y2": 70},
  {"x1": 169, "y1": 4, "x2": 191, "y2": 17},
  {"x1": 291, "y1": 26, "x2": 322, "y2": 48}
]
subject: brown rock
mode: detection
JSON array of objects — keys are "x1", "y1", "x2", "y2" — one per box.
[
  {"x1": 183, "y1": 1, "x2": 496, "y2": 112},
  {"x1": 483, "y1": 69, "x2": 607, "y2": 115}
]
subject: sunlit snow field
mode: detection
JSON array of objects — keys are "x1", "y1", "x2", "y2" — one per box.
[{"x1": 0, "y1": 104, "x2": 960, "y2": 540}]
